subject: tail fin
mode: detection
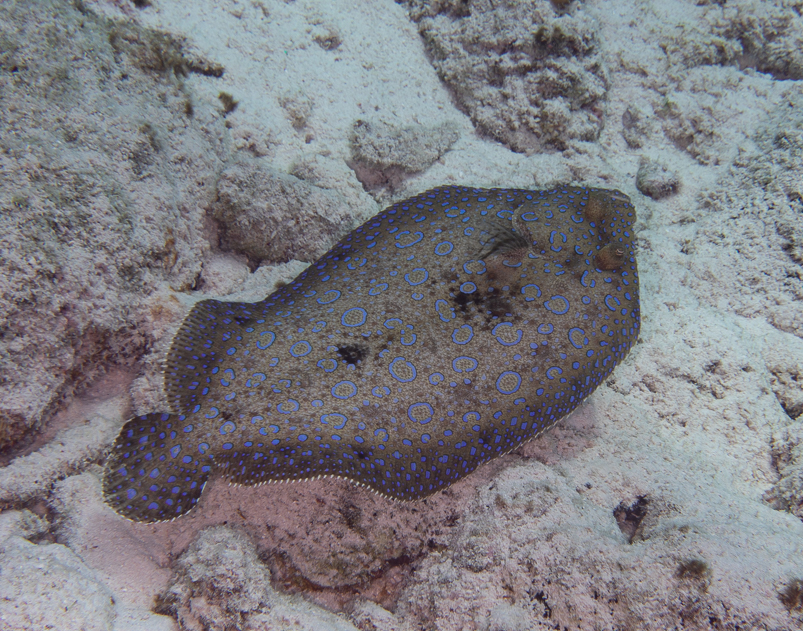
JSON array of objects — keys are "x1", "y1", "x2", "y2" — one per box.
[{"x1": 102, "y1": 413, "x2": 213, "y2": 523}]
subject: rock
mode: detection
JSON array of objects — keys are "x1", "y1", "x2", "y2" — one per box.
[
  {"x1": 212, "y1": 156, "x2": 352, "y2": 264},
  {"x1": 349, "y1": 119, "x2": 459, "y2": 191},
  {"x1": 636, "y1": 157, "x2": 680, "y2": 199},
  {"x1": 0, "y1": 535, "x2": 115, "y2": 631},
  {"x1": 401, "y1": 0, "x2": 607, "y2": 153}
]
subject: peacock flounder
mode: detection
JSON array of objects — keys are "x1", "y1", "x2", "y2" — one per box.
[{"x1": 103, "y1": 185, "x2": 640, "y2": 522}]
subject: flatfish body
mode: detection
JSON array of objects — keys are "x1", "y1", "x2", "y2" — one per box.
[{"x1": 103, "y1": 185, "x2": 640, "y2": 522}]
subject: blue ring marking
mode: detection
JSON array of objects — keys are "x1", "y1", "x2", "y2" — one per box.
[
  {"x1": 371, "y1": 385, "x2": 390, "y2": 398},
  {"x1": 400, "y1": 329, "x2": 417, "y2": 345},
  {"x1": 605, "y1": 294, "x2": 621, "y2": 311},
  {"x1": 369, "y1": 283, "x2": 389, "y2": 295},
  {"x1": 520, "y1": 210, "x2": 538, "y2": 222},
  {"x1": 568, "y1": 327, "x2": 587, "y2": 349},
  {"x1": 317, "y1": 290, "x2": 341, "y2": 305},
  {"x1": 404, "y1": 268, "x2": 429, "y2": 286},
  {"x1": 199, "y1": 442, "x2": 210, "y2": 454},
  {"x1": 226, "y1": 347, "x2": 236, "y2": 356},
  {"x1": 434, "y1": 241, "x2": 454, "y2": 256},
  {"x1": 537, "y1": 323, "x2": 554, "y2": 335},
  {"x1": 317, "y1": 358, "x2": 337, "y2": 373},
  {"x1": 384, "y1": 318, "x2": 402, "y2": 330},
  {"x1": 582, "y1": 295, "x2": 591, "y2": 305},
  {"x1": 290, "y1": 341, "x2": 312, "y2": 357},
  {"x1": 277, "y1": 399, "x2": 300, "y2": 413},
  {"x1": 463, "y1": 260, "x2": 486, "y2": 275},
  {"x1": 460, "y1": 282, "x2": 477, "y2": 294},
  {"x1": 303, "y1": 289, "x2": 317, "y2": 297},
  {"x1": 257, "y1": 331, "x2": 275, "y2": 349},
  {"x1": 389, "y1": 357, "x2": 417, "y2": 383},
  {"x1": 544, "y1": 295, "x2": 570, "y2": 315},
  {"x1": 521, "y1": 284, "x2": 542, "y2": 301},
  {"x1": 408, "y1": 402, "x2": 434, "y2": 425},
  {"x1": 342, "y1": 307, "x2": 367, "y2": 327},
  {"x1": 451, "y1": 324, "x2": 474, "y2": 345},
  {"x1": 452, "y1": 356, "x2": 478, "y2": 373},
  {"x1": 395, "y1": 231, "x2": 423, "y2": 248},
  {"x1": 581, "y1": 270, "x2": 590, "y2": 287},
  {"x1": 429, "y1": 372, "x2": 444, "y2": 385},
  {"x1": 492, "y1": 323, "x2": 522, "y2": 346},
  {"x1": 321, "y1": 413, "x2": 348, "y2": 429},
  {"x1": 496, "y1": 371, "x2": 522, "y2": 395},
  {"x1": 374, "y1": 428, "x2": 389, "y2": 442},
  {"x1": 331, "y1": 381, "x2": 357, "y2": 400},
  {"x1": 435, "y1": 299, "x2": 455, "y2": 322},
  {"x1": 219, "y1": 421, "x2": 236, "y2": 435},
  {"x1": 421, "y1": 434, "x2": 431, "y2": 444},
  {"x1": 205, "y1": 407, "x2": 219, "y2": 419},
  {"x1": 463, "y1": 411, "x2": 480, "y2": 423},
  {"x1": 312, "y1": 321, "x2": 326, "y2": 333},
  {"x1": 546, "y1": 366, "x2": 563, "y2": 380}
]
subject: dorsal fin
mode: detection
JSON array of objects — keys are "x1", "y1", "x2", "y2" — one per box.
[{"x1": 102, "y1": 413, "x2": 213, "y2": 523}]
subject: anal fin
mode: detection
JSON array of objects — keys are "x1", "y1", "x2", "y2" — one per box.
[{"x1": 102, "y1": 413, "x2": 213, "y2": 523}]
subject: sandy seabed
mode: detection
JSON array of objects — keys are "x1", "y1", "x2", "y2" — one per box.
[{"x1": 1, "y1": 0, "x2": 803, "y2": 629}]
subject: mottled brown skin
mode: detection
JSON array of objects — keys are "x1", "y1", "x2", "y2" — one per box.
[{"x1": 103, "y1": 185, "x2": 640, "y2": 523}]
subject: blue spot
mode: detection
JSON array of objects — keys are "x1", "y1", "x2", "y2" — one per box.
[
  {"x1": 404, "y1": 268, "x2": 428, "y2": 286},
  {"x1": 222, "y1": 443, "x2": 233, "y2": 450},
  {"x1": 316, "y1": 358, "x2": 337, "y2": 373},
  {"x1": 408, "y1": 402, "x2": 434, "y2": 425},
  {"x1": 460, "y1": 282, "x2": 477, "y2": 294},
  {"x1": 226, "y1": 347, "x2": 237, "y2": 356},
  {"x1": 395, "y1": 231, "x2": 423, "y2": 248},
  {"x1": 298, "y1": 434, "x2": 307, "y2": 442},
  {"x1": 321, "y1": 413, "x2": 348, "y2": 429},
  {"x1": 127, "y1": 489, "x2": 137, "y2": 500},
  {"x1": 257, "y1": 331, "x2": 275, "y2": 349},
  {"x1": 496, "y1": 371, "x2": 522, "y2": 395},
  {"x1": 521, "y1": 284, "x2": 541, "y2": 301},
  {"x1": 342, "y1": 307, "x2": 367, "y2": 327},
  {"x1": 451, "y1": 324, "x2": 473, "y2": 345},
  {"x1": 544, "y1": 295, "x2": 570, "y2": 315},
  {"x1": 605, "y1": 294, "x2": 621, "y2": 311},
  {"x1": 277, "y1": 399, "x2": 300, "y2": 413},
  {"x1": 389, "y1": 357, "x2": 417, "y2": 383},
  {"x1": 170, "y1": 445, "x2": 181, "y2": 458},
  {"x1": 290, "y1": 341, "x2": 312, "y2": 357},
  {"x1": 492, "y1": 323, "x2": 522, "y2": 346},
  {"x1": 435, "y1": 241, "x2": 454, "y2": 256},
  {"x1": 332, "y1": 381, "x2": 357, "y2": 399},
  {"x1": 317, "y1": 290, "x2": 341, "y2": 305},
  {"x1": 568, "y1": 327, "x2": 587, "y2": 349},
  {"x1": 463, "y1": 260, "x2": 486, "y2": 275},
  {"x1": 452, "y1": 356, "x2": 478, "y2": 373},
  {"x1": 435, "y1": 299, "x2": 455, "y2": 322}
]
